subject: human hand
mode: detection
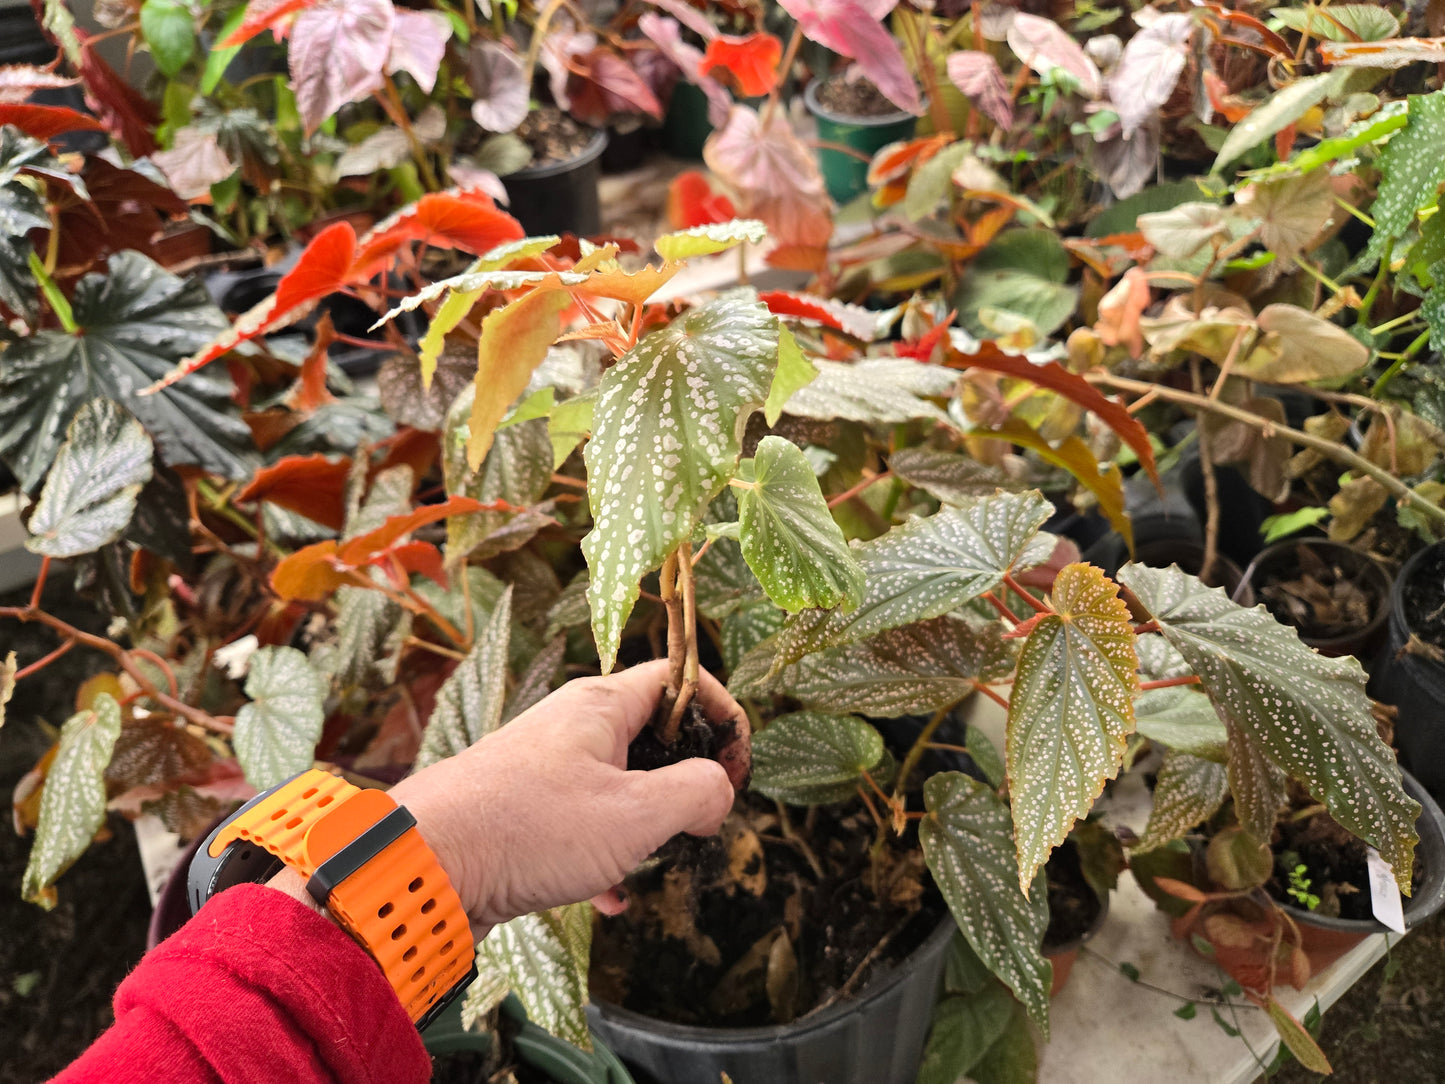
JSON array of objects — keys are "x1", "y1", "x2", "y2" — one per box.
[{"x1": 387, "y1": 660, "x2": 750, "y2": 929}]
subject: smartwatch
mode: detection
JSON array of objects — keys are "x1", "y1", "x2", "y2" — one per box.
[{"x1": 189, "y1": 768, "x2": 476, "y2": 1030}]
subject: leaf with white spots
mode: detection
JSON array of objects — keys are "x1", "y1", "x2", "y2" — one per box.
[
  {"x1": 1135, "y1": 634, "x2": 1191, "y2": 681},
  {"x1": 444, "y1": 385, "x2": 552, "y2": 561},
  {"x1": 693, "y1": 530, "x2": 766, "y2": 621},
  {"x1": 751, "y1": 711, "x2": 887, "y2": 805},
  {"x1": 234, "y1": 647, "x2": 326, "y2": 790},
  {"x1": 473, "y1": 903, "x2": 592, "y2": 1049},
  {"x1": 769, "y1": 490, "x2": 1054, "y2": 669},
  {"x1": 735, "y1": 436, "x2": 864, "y2": 614},
  {"x1": 22, "y1": 693, "x2": 122, "y2": 907},
  {"x1": 1134, "y1": 751, "x2": 1229, "y2": 854},
  {"x1": 318, "y1": 579, "x2": 403, "y2": 691},
  {"x1": 1134, "y1": 687, "x2": 1228, "y2": 762},
  {"x1": 721, "y1": 601, "x2": 786, "y2": 673},
  {"x1": 415, "y1": 588, "x2": 512, "y2": 769},
  {"x1": 654, "y1": 218, "x2": 767, "y2": 261},
  {"x1": 920, "y1": 772, "x2": 1052, "y2": 1036},
  {"x1": 1225, "y1": 718, "x2": 1288, "y2": 843},
  {"x1": 890, "y1": 447, "x2": 1017, "y2": 506},
  {"x1": 25, "y1": 398, "x2": 153, "y2": 558},
  {"x1": 769, "y1": 616, "x2": 1014, "y2": 716},
  {"x1": 1119, "y1": 563, "x2": 1420, "y2": 891},
  {"x1": 502, "y1": 635, "x2": 565, "y2": 723},
  {"x1": 582, "y1": 293, "x2": 781, "y2": 672},
  {"x1": 781, "y1": 357, "x2": 957, "y2": 425},
  {"x1": 1006, "y1": 564, "x2": 1138, "y2": 897},
  {"x1": 1353, "y1": 90, "x2": 1445, "y2": 272},
  {"x1": 764, "y1": 325, "x2": 816, "y2": 427}
]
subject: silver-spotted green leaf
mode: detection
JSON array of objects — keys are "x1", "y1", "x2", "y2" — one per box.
[
  {"x1": 1354, "y1": 90, "x2": 1445, "y2": 273},
  {"x1": 773, "y1": 616, "x2": 1015, "y2": 716},
  {"x1": 919, "y1": 772, "x2": 1052, "y2": 1035},
  {"x1": 655, "y1": 218, "x2": 767, "y2": 261},
  {"x1": 735, "y1": 436, "x2": 864, "y2": 614},
  {"x1": 317, "y1": 578, "x2": 403, "y2": 691},
  {"x1": 234, "y1": 647, "x2": 326, "y2": 789},
  {"x1": 721, "y1": 601, "x2": 786, "y2": 674},
  {"x1": 444, "y1": 385, "x2": 552, "y2": 561},
  {"x1": 1119, "y1": 562, "x2": 1420, "y2": 891},
  {"x1": 376, "y1": 266, "x2": 584, "y2": 327},
  {"x1": 474, "y1": 903, "x2": 592, "y2": 1049},
  {"x1": 1136, "y1": 633, "x2": 1191, "y2": 681},
  {"x1": 21, "y1": 693, "x2": 122, "y2": 907},
  {"x1": 502, "y1": 635, "x2": 565, "y2": 723},
  {"x1": 415, "y1": 587, "x2": 513, "y2": 769},
  {"x1": 1134, "y1": 751, "x2": 1229, "y2": 854},
  {"x1": 693, "y1": 530, "x2": 766, "y2": 621},
  {"x1": 890, "y1": 447, "x2": 1016, "y2": 506},
  {"x1": 751, "y1": 711, "x2": 886, "y2": 805},
  {"x1": 1006, "y1": 564, "x2": 1138, "y2": 896},
  {"x1": 582, "y1": 293, "x2": 780, "y2": 672},
  {"x1": 545, "y1": 573, "x2": 592, "y2": 639},
  {"x1": 764, "y1": 326, "x2": 817, "y2": 427},
  {"x1": 1134, "y1": 687, "x2": 1228, "y2": 762},
  {"x1": 781, "y1": 358, "x2": 956, "y2": 426},
  {"x1": 770, "y1": 490, "x2": 1053, "y2": 669},
  {"x1": 1225, "y1": 718, "x2": 1288, "y2": 843},
  {"x1": 26, "y1": 399, "x2": 154, "y2": 558},
  {"x1": 1212, "y1": 71, "x2": 1345, "y2": 173},
  {"x1": 966, "y1": 723, "x2": 1005, "y2": 789}
]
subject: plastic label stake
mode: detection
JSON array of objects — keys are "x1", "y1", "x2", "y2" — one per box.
[{"x1": 1365, "y1": 847, "x2": 1407, "y2": 935}]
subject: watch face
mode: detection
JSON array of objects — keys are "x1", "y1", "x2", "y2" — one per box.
[{"x1": 188, "y1": 837, "x2": 284, "y2": 914}]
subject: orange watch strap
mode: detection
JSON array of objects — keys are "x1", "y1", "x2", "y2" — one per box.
[{"x1": 209, "y1": 769, "x2": 475, "y2": 1024}]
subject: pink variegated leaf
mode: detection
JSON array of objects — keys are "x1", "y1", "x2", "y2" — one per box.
[
  {"x1": 776, "y1": 0, "x2": 922, "y2": 115},
  {"x1": 646, "y1": 0, "x2": 717, "y2": 40},
  {"x1": 153, "y1": 127, "x2": 236, "y2": 200},
  {"x1": 468, "y1": 40, "x2": 529, "y2": 132},
  {"x1": 387, "y1": 9, "x2": 451, "y2": 94},
  {"x1": 290, "y1": 0, "x2": 394, "y2": 134},
  {"x1": 1006, "y1": 12, "x2": 1101, "y2": 97},
  {"x1": 946, "y1": 50, "x2": 1013, "y2": 129},
  {"x1": 704, "y1": 105, "x2": 832, "y2": 251},
  {"x1": 539, "y1": 21, "x2": 596, "y2": 110},
  {"x1": 1107, "y1": 13, "x2": 1192, "y2": 137}
]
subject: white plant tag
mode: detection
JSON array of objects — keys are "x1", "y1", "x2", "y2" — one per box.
[{"x1": 1365, "y1": 847, "x2": 1407, "y2": 935}]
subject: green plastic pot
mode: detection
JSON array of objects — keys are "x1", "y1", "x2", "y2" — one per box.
[
  {"x1": 424, "y1": 994, "x2": 635, "y2": 1084},
  {"x1": 804, "y1": 78, "x2": 918, "y2": 205},
  {"x1": 662, "y1": 83, "x2": 714, "y2": 160}
]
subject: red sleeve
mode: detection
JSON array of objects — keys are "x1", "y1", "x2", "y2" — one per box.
[{"x1": 51, "y1": 884, "x2": 431, "y2": 1084}]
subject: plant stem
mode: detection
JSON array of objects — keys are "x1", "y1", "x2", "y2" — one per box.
[
  {"x1": 761, "y1": 23, "x2": 805, "y2": 131},
  {"x1": 827, "y1": 470, "x2": 890, "y2": 509},
  {"x1": 1371, "y1": 329, "x2": 1431, "y2": 397},
  {"x1": 1138, "y1": 675, "x2": 1202, "y2": 690},
  {"x1": 891, "y1": 704, "x2": 955, "y2": 807},
  {"x1": 378, "y1": 74, "x2": 440, "y2": 192},
  {"x1": 14, "y1": 639, "x2": 74, "y2": 682},
  {"x1": 29, "y1": 557, "x2": 50, "y2": 611},
  {"x1": 975, "y1": 683, "x2": 1010, "y2": 710},
  {"x1": 1191, "y1": 357, "x2": 1222, "y2": 584},
  {"x1": 983, "y1": 591, "x2": 1022, "y2": 625},
  {"x1": 1001, "y1": 573, "x2": 1048, "y2": 613},
  {"x1": 1089, "y1": 372, "x2": 1445, "y2": 528}
]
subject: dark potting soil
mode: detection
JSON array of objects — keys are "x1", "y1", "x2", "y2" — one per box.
[
  {"x1": 1043, "y1": 842, "x2": 1100, "y2": 950},
  {"x1": 815, "y1": 75, "x2": 898, "y2": 118},
  {"x1": 515, "y1": 107, "x2": 594, "y2": 168},
  {"x1": 1401, "y1": 545, "x2": 1445, "y2": 650},
  {"x1": 589, "y1": 793, "x2": 945, "y2": 1028},
  {"x1": 628, "y1": 699, "x2": 717, "y2": 771},
  {"x1": 1265, "y1": 806, "x2": 1423, "y2": 922},
  {"x1": 1257, "y1": 544, "x2": 1383, "y2": 641}
]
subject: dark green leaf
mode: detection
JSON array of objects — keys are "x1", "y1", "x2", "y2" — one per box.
[
  {"x1": 915, "y1": 985, "x2": 1015, "y2": 1084},
  {"x1": 920, "y1": 772, "x2": 1053, "y2": 1035},
  {"x1": 1134, "y1": 686, "x2": 1228, "y2": 762},
  {"x1": 720, "y1": 601, "x2": 785, "y2": 674},
  {"x1": 1174, "y1": 1001, "x2": 1197, "y2": 1020},
  {"x1": 0, "y1": 129, "x2": 53, "y2": 321},
  {"x1": 1118, "y1": 563, "x2": 1420, "y2": 891},
  {"x1": 890, "y1": 447, "x2": 1017, "y2": 506},
  {"x1": 1224, "y1": 717, "x2": 1288, "y2": 843},
  {"x1": 968, "y1": 999, "x2": 1039, "y2": 1084},
  {"x1": 780, "y1": 358, "x2": 956, "y2": 426},
  {"x1": 234, "y1": 647, "x2": 326, "y2": 789},
  {"x1": 1118, "y1": 961, "x2": 1140, "y2": 982},
  {"x1": 0, "y1": 251, "x2": 253, "y2": 491},
  {"x1": 25, "y1": 399, "x2": 153, "y2": 558},
  {"x1": 444, "y1": 385, "x2": 552, "y2": 561},
  {"x1": 1354, "y1": 90, "x2": 1445, "y2": 273},
  {"x1": 317, "y1": 580, "x2": 403, "y2": 692},
  {"x1": 967, "y1": 722, "x2": 1006, "y2": 788},
  {"x1": 751, "y1": 711, "x2": 886, "y2": 805},
  {"x1": 140, "y1": 0, "x2": 195, "y2": 76},
  {"x1": 22, "y1": 693, "x2": 122, "y2": 907}
]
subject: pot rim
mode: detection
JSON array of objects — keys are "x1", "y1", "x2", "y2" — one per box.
[
  {"x1": 803, "y1": 76, "x2": 917, "y2": 127},
  {"x1": 1042, "y1": 882, "x2": 1111, "y2": 958},
  {"x1": 589, "y1": 912, "x2": 956, "y2": 1044},
  {"x1": 1390, "y1": 542, "x2": 1445, "y2": 670},
  {"x1": 1239, "y1": 538, "x2": 1392, "y2": 652},
  {"x1": 503, "y1": 127, "x2": 609, "y2": 181},
  {"x1": 1278, "y1": 769, "x2": 1445, "y2": 935}
]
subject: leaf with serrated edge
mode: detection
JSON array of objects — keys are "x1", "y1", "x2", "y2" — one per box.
[
  {"x1": 475, "y1": 904, "x2": 592, "y2": 1049},
  {"x1": 320, "y1": 579, "x2": 402, "y2": 690},
  {"x1": 774, "y1": 616, "x2": 1014, "y2": 716},
  {"x1": 445, "y1": 386, "x2": 552, "y2": 561},
  {"x1": 1135, "y1": 687, "x2": 1228, "y2": 762},
  {"x1": 583, "y1": 293, "x2": 779, "y2": 672},
  {"x1": 920, "y1": 772, "x2": 1052, "y2": 1035},
  {"x1": 751, "y1": 711, "x2": 885, "y2": 805},
  {"x1": 415, "y1": 588, "x2": 512, "y2": 769},
  {"x1": 21, "y1": 693, "x2": 122, "y2": 907},
  {"x1": 782, "y1": 357, "x2": 956, "y2": 425},
  {"x1": 655, "y1": 218, "x2": 766, "y2": 261},
  {"x1": 764, "y1": 325, "x2": 816, "y2": 427},
  {"x1": 735, "y1": 436, "x2": 863, "y2": 614},
  {"x1": 1006, "y1": 564, "x2": 1137, "y2": 896},
  {"x1": 234, "y1": 647, "x2": 325, "y2": 789},
  {"x1": 770, "y1": 490, "x2": 1053, "y2": 670},
  {"x1": 25, "y1": 399, "x2": 153, "y2": 558},
  {"x1": 1118, "y1": 562, "x2": 1420, "y2": 891},
  {"x1": 694, "y1": 532, "x2": 766, "y2": 621},
  {"x1": 890, "y1": 447, "x2": 1015, "y2": 506},
  {"x1": 1135, "y1": 751, "x2": 1229, "y2": 854},
  {"x1": 468, "y1": 290, "x2": 571, "y2": 469},
  {"x1": 721, "y1": 601, "x2": 785, "y2": 673}
]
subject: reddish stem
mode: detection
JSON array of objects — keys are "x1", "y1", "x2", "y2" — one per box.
[
  {"x1": 29, "y1": 557, "x2": 50, "y2": 611},
  {"x1": 975, "y1": 682, "x2": 1010, "y2": 710},
  {"x1": 983, "y1": 591, "x2": 1021, "y2": 625},
  {"x1": 1138, "y1": 675, "x2": 1202, "y2": 691},
  {"x1": 1002, "y1": 573, "x2": 1049, "y2": 613},
  {"x1": 1134, "y1": 621, "x2": 1160, "y2": 635},
  {"x1": 827, "y1": 471, "x2": 891, "y2": 509},
  {"x1": 14, "y1": 639, "x2": 74, "y2": 682}
]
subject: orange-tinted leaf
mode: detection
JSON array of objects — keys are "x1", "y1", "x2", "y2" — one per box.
[
  {"x1": 991, "y1": 418, "x2": 1132, "y2": 551},
  {"x1": 0, "y1": 104, "x2": 105, "y2": 140},
  {"x1": 667, "y1": 170, "x2": 737, "y2": 229},
  {"x1": 220, "y1": 0, "x2": 323, "y2": 47},
  {"x1": 896, "y1": 310, "x2": 955, "y2": 362},
  {"x1": 759, "y1": 290, "x2": 843, "y2": 331},
  {"x1": 865, "y1": 134, "x2": 951, "y2": 186},
  {"x1": 1264, "y1": 996, "x2": 1331, "y2": 1072},
  {"x1": 950, "y1": 342, "x2": 1159, "y2": 484},
  {"x1": 700, "y1": 32, "x2": 782, "y2": 97},
  {"x1": 291, "y1": 314, "x2": 337, "y2": 412},
  {"x1": 375, "y1": 428, "x2": 440, "y2": 480},
  {"x1": 1203, "y1": 70, "x2": 1252, "y2": 123},
  {"x1": 238, "y1": 454, "x2": 352, "y2": 531},
  {"x1": 1095, "y1": 267, "x2": 1150, "y2": 356},
  {"x1": 466, "y1": 289, "x2": 572, "y2": 469},
  {"x1": 336, "y1": 495, "x2": 492, "y2": 565},
  {"x1": 352, "y1": 189, "x2": 524, "y2": 275},
  {"x1": 1153, "y1": 876, "x2": 1208, "y2": 903},
  {"x1": 383, "y1": 539, "x2": 446, "y2": 588},
  {"x1": 271, "y1": 540, "x2": 348, "y2": 601},
  {"x1": 573, "y1": 263, "x2": 679, "y2": 306}
]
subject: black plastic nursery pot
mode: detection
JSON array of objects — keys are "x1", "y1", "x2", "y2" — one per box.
[
  {"x1": 803, "y1": 78, "x2": 917, "y2": 205},
  {"x1": 1239, "y1": 539, "x2": 1391, "y2": 659},
  {"x1": 1371, "y1": 542, "x2": 1445, "y2": 799},
  {"x1": 501, "y1": 129, "x2": 609, "y2": 238},
  {"x1": 586, "y1": 915, "x2": 956, "y2": 1084}
]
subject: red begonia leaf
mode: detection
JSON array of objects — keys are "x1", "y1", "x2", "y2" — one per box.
[
  {"x1": 777, "y1": 0, "x2": 921, "y2": 114},
  {"x1": 667, "y1": 170, "x2": 737, "y2": 228},
  {"x1": 759, "y1": 290, "x2": 877, "y2": 339},
  {"x1": 238, "y1": 453, "x2": 353, "y2": 530},
  {"x1": 271, "y1": 540, "x2": 348, "y2": 601},
  {"x1": 379, "y1": 540, "x2": 446, "y2": 588},
  {"x1": 700, "y1": 32, "x2": 782, "y2": 97},
  {"x1": 637, "y1": 13, "x2": 731, "y2": 126},
  {"x1": 77, "y1": 33, "x2": 159, "y2": 156},
  {"x1": 0, "y1": 104, "x2": 103, "y2": 140},
  {"x1": 219, "y1": 0, "x2": 322, "y2": 47},
  {"x1": 896, "y1": 310, "x2": 955, "y2": 361},
  {"x1": 352, "y1": 188, "x2": 524, "y2": 275},
  {"x1": 289, "y1": 0, "x2": 394, "y2": 134},
  {"x1": 565, "y1": 46, "x2": 664, "y2": 126},
  {"x1": 336, "y1": 495, "x2": 495, "y2": 566}
]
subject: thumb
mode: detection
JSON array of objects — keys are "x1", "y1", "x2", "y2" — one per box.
[{"x1": 624, "y1": 758, "x2": 735, "y2": 840}]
